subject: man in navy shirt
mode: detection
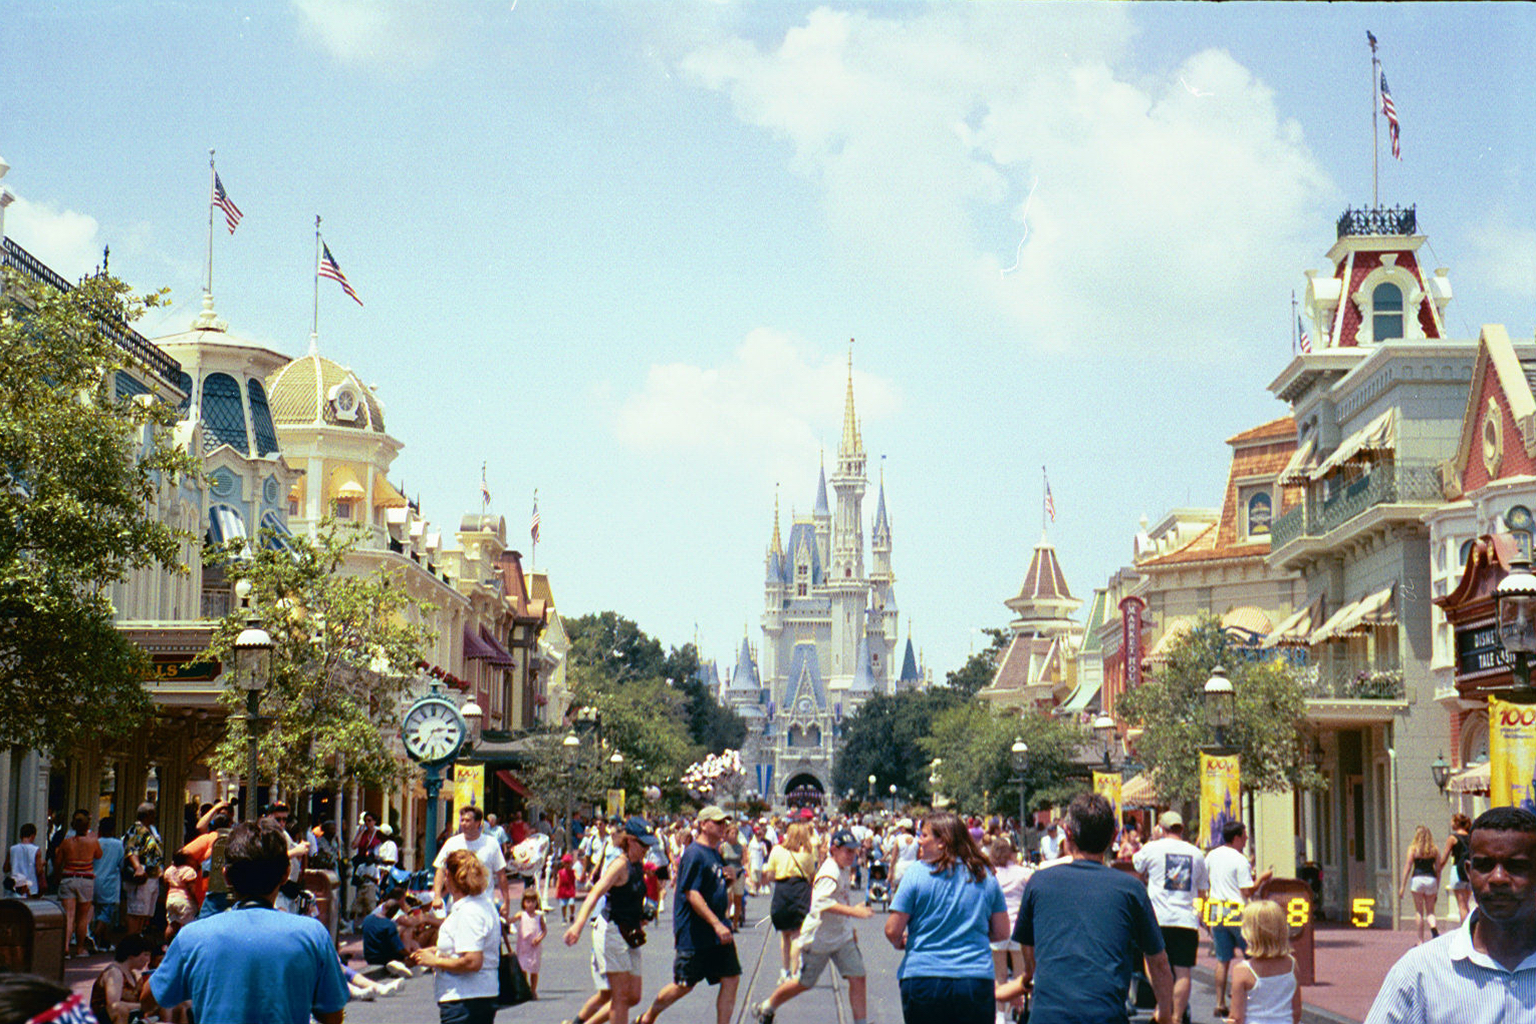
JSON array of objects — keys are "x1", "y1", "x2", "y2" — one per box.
[
  {"x1": 637, "y1": 806, "x2": 740, "y2": 1024},
  {"x1": 152, "y1": 820, "x2": 348, "y2": 1024},
  {"x1": 999, "y1": 793, "x2": 1174, "y2": 1024}
]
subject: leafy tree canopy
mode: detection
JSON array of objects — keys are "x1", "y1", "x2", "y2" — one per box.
[
  {"x1": 0, "y1": 268, "x2": 197, "y2": 751},
  {"x1": 921, "y1": 702, "x2": 1086, "y2": 816},
  {"x1": 1117, "y1": 614, "x2": 1322, "y2": 804},
  {"x1": 944, "y1": 627, "x2": 1009, "y2": 697},
  {"x1": 831, "y1": 688, "x2": 965, "y2": 800}
]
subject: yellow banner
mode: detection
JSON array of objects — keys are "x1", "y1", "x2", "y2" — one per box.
[
  {"x1": 452, "y1": 764, "x2": 485, "y2": 817},
  {"x1": 1199, "y1": 752, "x2": 1241, "y2": 849},
  {"x1": 1489, "y1": 697, "x2": 1536, "y2": 809},
  {"x1": 606, "y1": 788, "x2": 626, "y2": 820},
  {"x1": 1093, "y1": 771, "x2": 1122, "y2": 838}
]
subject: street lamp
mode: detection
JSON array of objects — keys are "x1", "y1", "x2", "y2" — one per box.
[
  {"x1": 232, "y1": 578, "x2": 273, "y2": 824},
  {"x1": 610, "y1": 750, "x2": 624, "y2": 814},
  {"x1": 562, "y1": 731, "x2": 580, "y2": 850},
  {"x1": 460, "y1": 700, "x2": 483, "y2": 748},
  {"x1": 928, "y1": 758, "x2": 943, "y2": 807},
  {"x1": 888, "y1": 783, "x2": 898, "y2": 816},
  {"x1": 1495, "y1": 556, "x2": 1536, "y2": 691},
  {"x1": 1010, "y1": 737, "x2": 1030, "y2": 829},
  {"x1": 868, "y1": 773, "x2": 876, "y2": 806},
  {"x1": 1203, "y1": 665, "x2": 1235, "y2": 752},
  {"x1": 1431, "y1": 752, "x2": 1452, "y2": 791},
  {"x1": 1093, "y1": 713, "x2": 1117, "y2": 770}
]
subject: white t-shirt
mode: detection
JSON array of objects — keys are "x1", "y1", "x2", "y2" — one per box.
[
  {"x1": 798, "y1": 856, "x2": 855, "y2": 952},
  {"x1": 992, "y1": 862, "x2": 1032, "y2": 928},
  {"x1": 434, "y1": 892, "x2": 501, "y2": 1003},
  {"x1": 435, "y1": 831, "x2": 508, "y2": 877},
  {"x1": 1039, "y1": 831, "x2": 1061, "y2": 861},
  {"x1": 8, "y1": 841, "x2": 39, "y2": 894},
  {"x1": 1133, "y1": 837, "x2": 1209, "y2": 930},
  {"x1": 377, "y1": 840, "x2": 399, "y2": 866},
  {"x1": 1205, "y1": 845, "x2": 1255, "y2": 906}
]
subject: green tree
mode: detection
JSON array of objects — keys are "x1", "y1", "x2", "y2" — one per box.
[
  {"x1": 921, "y1": 702, "x2": 1085, "y2": 815},
  {"x1": 1117, "y1": 614, "x2": 1322, "y2": 804},
  {"x1": 0, "y1": 267, "x2": 197, "y2": 751},
  {"x1": 944, "y1": 628, "x2": 1010, "y2": 697},
  {"x1": 831, "y1": 688, "x2": 965, "y2": 800},
  {"x1": 663, "y1": 643, "x2": 746, "y2": 753},
  {"x1": 203, "y1": 519, "x2": 436, "y2": 802}
]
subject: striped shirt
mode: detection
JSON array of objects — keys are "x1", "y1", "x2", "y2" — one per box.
[{"x1": 1364, "y1": 911, "x2": 1536, "y2": 1024}]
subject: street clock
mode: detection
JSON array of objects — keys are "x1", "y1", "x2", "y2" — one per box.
[{"x1": 402, "y1": 694, "x2": 467, "y2": 765}]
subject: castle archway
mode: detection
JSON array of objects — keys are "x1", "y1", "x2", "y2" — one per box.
[{"x1": 783, "y1": 773, "x2": 825, "y2": 808}]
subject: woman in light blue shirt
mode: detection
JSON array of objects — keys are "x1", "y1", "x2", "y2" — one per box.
[{"x1": 884, "y1": 811, "x2": 1010, "y2": 1024}]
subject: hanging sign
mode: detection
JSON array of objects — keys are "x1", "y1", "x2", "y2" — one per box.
[
  {"x1": 452, "y1": 764, "x2": 484, "y2": 816},
  {"x1": 1093, "y1": 771, "x2": 1123, "y2": 839},
  {"x1": 1489, "y1": 696, "x2": 1536, "y2": 810},
  {"x1": 1120, "y1": 596, "x2": 1146, "y2": 690},
  {"x1": 1199, "y1": 752, "x2": 1241, "y2": 849}
]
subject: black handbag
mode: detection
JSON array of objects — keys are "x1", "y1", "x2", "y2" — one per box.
[{"x1": 497, "y1": 934, "x2": 533, "y2": 1006}]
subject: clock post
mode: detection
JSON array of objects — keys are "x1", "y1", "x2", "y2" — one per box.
[
  {"x1": 402, "y1": 677, "x2": 470, "y2": 876},
  {"x1": 422, "y1": 761, "x2": 446, "y2": 872}
]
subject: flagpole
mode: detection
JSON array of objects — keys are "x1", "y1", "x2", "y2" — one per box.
[
  {"x1": 1291, "y1": 290, "x2": 1298, "y2": 355},
  {"x1": 206, "y1": 150, "x2": 216, "y2": 296},
  {"x1": 312, "y1": 215, "x2": 321, "y2": 349},
  {"x1": 1041, "y1": 467, "x2": 1048, "y2": 535},
  {"x1": 1369, "y1": 34, "x2": 1380, "y2": 207},
  {"x1": 531, "y1": 489, "x2": 538, "y2": 570}
]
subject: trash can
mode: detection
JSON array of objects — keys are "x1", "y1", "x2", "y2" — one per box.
[
  {"x1": 302, "y1": 869, "x2": 340, "y2": 942},
  {"x1": 1256, "y1": 877, "x2": 1316, "y2": 986},
  {"x1": 0, "y1": 897, "x2": 67, "y2": 982}
]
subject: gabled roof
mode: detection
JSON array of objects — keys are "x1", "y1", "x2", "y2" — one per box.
[
  {"x1": 728, "y1": 636, "x2": 761, "y2": 691},
  {"x1": 785, "y1": 641, "x2": 827, "y2": 710},
  {"x1": 786, "y1": 522, "x2": 823, "y2": 585},
  {"x1": 1444, "y1": 325, "x2": 1536, "y2": 499},
  {"x1": 985, "y1": 633, "x2": 1063, "y2": 696},
  {"x1": 1079, "y1": 589, "x2": 1109, "y2": 655}
]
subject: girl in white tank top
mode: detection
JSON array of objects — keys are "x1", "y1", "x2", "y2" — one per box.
[{"x1": 1230, "y1": 899, "x2": 1301, "y2": 1024}]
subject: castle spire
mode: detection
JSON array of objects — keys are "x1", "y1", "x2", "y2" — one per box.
[
  {"x1": 873, "y1": 463, "x2": 890, "y2": 538},
  {"x1": 771, "y1": 486, "x2": 782, "y2": 554},
  {"x1": 840, "y1": 342, "x2": 862, "y2": 458},
  {"x1": 814, "y1": 456, "x2": 830, "y2": 516}
]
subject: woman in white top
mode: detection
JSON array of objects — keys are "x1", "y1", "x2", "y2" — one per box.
[
  {"x1": 1228, "y1": 900, "x2": 1300, "y2": 1024},
  {"x1": 987, "y1": 838, "x2": 1032, "y2": 1024},
  {"x1": 412, "y1": 849, "x2": 501, "y2": 1024}
]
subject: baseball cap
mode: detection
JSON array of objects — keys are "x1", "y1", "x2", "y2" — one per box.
[
  {"x1": 378, "y1": 823, "x2": 394, "y2": 837},
  {"x1": 696, "y1": 805, "x2": 730, "y2": 823},
  {"x1": 830, "y1": 828, "x2": 860, "y2": 850},
  {"x1": 799, "y1": 807, "x2": 815, "y2": 820},
  {"x1": 624, "y1": 816, "x2": 660, "y2": 847},
  {"x1": 1158, "y1": 810, "x2": 1184, "y2": 830}
]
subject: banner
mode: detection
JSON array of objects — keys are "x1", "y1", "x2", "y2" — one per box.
[
  {"x1": 1489, "y1": 697, "x2": 1536, "y2": 810},
  {"x1": 1199, "y1": 752, "x2": 1241, "y2": 849},
  {"x1": 1093, "y1": 771, "x2": 1123, "y2": 836},
  {"x1": 452, "y1": 764, "x2": 484, "y2": 817},
  {"x1": 606, "y1": 788, "x2": 626, "y2": 820},
  {"x1": 1119, "y1": 596, "x2": 1146, "y2": 690}
]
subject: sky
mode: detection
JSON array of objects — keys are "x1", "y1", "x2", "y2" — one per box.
[{"x1": 7, "y1": 2, "x2": 1536, "y2": 682}]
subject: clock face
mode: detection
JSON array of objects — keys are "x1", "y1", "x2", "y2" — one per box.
[{"x1": 402, "y1": 698, "x2": 466, "y2": 763}]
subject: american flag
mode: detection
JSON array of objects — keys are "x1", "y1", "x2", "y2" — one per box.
[
  {"x1": 1043, "y1": 469, "x2": 1057, "y2": 522},
  {"x1": 530, "y1": 497, "x2": 541, "y2": 544},
  {"x1": 1298, "y1": 315, "x2": 1312, "y2": 354},
  {"x1": 1380, "y1": 73, "x2": 1401, "y2": 160},
  {"x1": 212, "y1": 173, "x2": 242, "y2": 234},
  {"x1": 480, "y1": 466, "x2": 491, "y2": 506},
  {"x1": 319, "y1": 243, "x2": 362, "y2": 305}
]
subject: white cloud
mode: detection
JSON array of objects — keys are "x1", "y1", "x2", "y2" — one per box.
[
  {"x1": 4, "y1": 197, "x2": 103, "y2": 280},
  {"x1": 291, "y1": 0, "x2": 447, "y2": 71},
  {"x1": 680, "y1": 8, "x2": 1339, "y2": 359},
  {"x1": 1463, "y1": 215, "x2": 1536, "y2": 299},
  {"x1": 611, "y1": 328, "x2": 899, "y2": 486}
]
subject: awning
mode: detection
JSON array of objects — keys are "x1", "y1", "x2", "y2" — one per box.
[
  {"x1": 1145, "y1": 618, "x2": 1193, "y2": 664},
  {"x1": 1262, "y1": 594, "x2": 1326, "y2": 649},
  {"x1": 373, "y1": 472, "x2": 408, "y2": 509},
  {"x1": 495, "y1": 769, "x2": 530, "y2": 798},
  {"x1": 1447, "y1": 761, "x2": 1490, "y2": 795},
  {"x1": 1057, "y1": 679, "x2": 1102, "y2": 714},
  {"x1": 463, "y1": 627, "x2": 496, "y2": 661},
  {"x1": 207, "y1": 504, "x2": 247, "y2": 544},
  {"x1": 1122, "y1": 772, "x2": 1159, "y2": 806},
  {"x1": 480, "y1": 628, "x2": 515, "y2": 668},
  {"x1": 1278, "y1": 437, "x2": 1317, "y2": 484},
  {"x1": 1307, "y1": 584, "x2": 1396, "y2": 644},
  {"x1": 259, "y1": 511, "x2": 295, "y2": 552},
  {"x1": 1310, "y1": 408, "x2": 1396, "y2": 480}
]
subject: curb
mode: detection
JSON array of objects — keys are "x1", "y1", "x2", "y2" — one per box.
[{"x1": 1190, "y1": 965, "x2": 1360, "y2": 1024}]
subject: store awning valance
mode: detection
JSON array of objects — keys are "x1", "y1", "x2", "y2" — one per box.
[
  {"x1": 1278, "y1": 438, "x2": 1317, "y2": 484},
  {"x1": 480, "y1": 628, "x2": 515, "y2": 668},
  {"x1": 1310, "y1": 408, "x2": 1397, "y2": 480},
  {"x1": 373, "y1": 472, "x2": 408, "y2": 508},
  {"x1": 208, "y1": 505, "x2": 247, "y2": 544},
  {"x1": 1122, "y1": 772, "x2": 1159, "y2": 806},
  {"x1": 496, "y1": 769, "x2": 530, "y2": 798},
  {"x1": 463, "y1": 627, "x2": 496, "y2": 661},
  {"x1": 1447, "y1": 760, "x2": 1490, "y2": 795},
  {"x1": 1307, "y1": 584, "x2": 1396, "y2": 644},
  {"x1": 259, "y1": 511, "x2": 295, "y2": 552},
  {"x1": 1262, "y1": 594, "x2": 1326, "y2": 649},
  {"x1": 1058, "y1": 679, "x2": 1102, "y2": 714}
]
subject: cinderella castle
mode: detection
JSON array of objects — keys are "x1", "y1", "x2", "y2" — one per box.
[{"x1": 704, "y1": 354, "x2": 929, "y2": 809}]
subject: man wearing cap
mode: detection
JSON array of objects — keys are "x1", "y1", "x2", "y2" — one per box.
[
  {"x1": 433, "y1": 805, "x2": 512, "y2": 922},
  {"x1": 375, "y1": 824, "x2": 399, "y2": 887},
  {"x1": 565, "y1": 816, "x2": 660, "y2": 1024},
  {"x1": 752, "y1": 828, "x2": 873, "y2": 1024},
  {"x1": 1133, "y1": 811, "x2": 1207, "y2": 1024},
  {"x1": 637, "y1": 806, "x2": 740, "y2": 1024}
]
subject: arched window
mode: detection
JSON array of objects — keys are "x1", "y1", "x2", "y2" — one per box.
[
  {"x1": 200, "y1": 372, "x2": 248, "y2": 454},
  {"x1": 1372, "y1": 283, "x2": 1404, "y2": 340},
  {"x1": 1246, "y1": 492, "x2": 1272, "y2": 537},
  {"x1": 1508, "y1": 506, "x2": 1534, "y2": 559},
  {"x1": 1459, "y1": 539, "x2": 1475, "y2": 568},
  {"x1": 247, "y1": 379, "x2": 280, "y2": 456}
]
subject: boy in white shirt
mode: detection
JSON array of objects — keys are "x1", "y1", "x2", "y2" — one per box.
[{"x1": 752, "y1": 829, "x2": 873, "y2": 1024}]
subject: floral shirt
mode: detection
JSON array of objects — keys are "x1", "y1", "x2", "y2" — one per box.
[{"x1": 124, "y1": 822, "x2": 164, "y2": 877}]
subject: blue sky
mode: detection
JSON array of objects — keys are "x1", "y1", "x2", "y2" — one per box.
[{"x1": 6, "y1": 2, "x2": 1536, "y2": 680}]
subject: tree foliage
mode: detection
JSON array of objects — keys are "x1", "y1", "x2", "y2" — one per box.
[
  {"x1": 203, "y1": 520, "x2": 436, "y2": 799},
  {"x1": 921, "y1": 702, "x2": 1086, "y2": 815},
  {"x1": 1117, "y1": 614, "x2": 1322, "y2": 804},
  {"x1": 943, "y1": 628, "x2": 1009, "y2": 697},
  {"x1": 831, "y1": 688, "x2": 965, "y2": 800},
  {"x1": 0, "y1": 268, "x2": 197, "y2": 751}
]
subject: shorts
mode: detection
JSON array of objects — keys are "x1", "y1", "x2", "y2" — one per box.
[
  {"x1": 1160, "y1": 926, "x2": 1198, "y2": 969},
  {"x1": 124, "y1": 878, "x2": 159, "y2": 918},
  {"x1": 437, "y1": 996, "x2": 497, "y2": 1024},
  {"x1": 591, "y1": 917, "x2": 643, "y2": 982},
  {"x1": 165, "y1": 890, "x2": 196, "y2": 926},
  {"x1": 93, "y1": 897, "x2": 121, "y2": 929},
  {"x1": 797, "y1": 941, "x2": 864, "y2": 986},
  {"x1": 559, "y1": 897, "x2": 575, "y2": 908},
  {"x1": 899, "y1": 976, "x2": 993, "y2": 1024},
  {"x1": 1449, "y1": 879, "x2": 1471, "y2": 892},
  {"x1": 988, "y1": 939, "x2": 1021, "y2": 953},
  {"x1": 1409, "y1": 875, "x2": 1438, "y2": 895},
  {"x1": 1212, "y1": 924, "x2": 1247, "y2": 964},
  {"x1": 673, "y1": 942, "x2": 742, "y2": 988},
  {"x1": 58, "y1": 876, "x2": 94, "y2": 903}
]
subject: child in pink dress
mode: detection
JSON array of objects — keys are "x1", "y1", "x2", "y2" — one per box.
[{"x1": 512, "y1": 890, "x2": 547, "y2": 997}]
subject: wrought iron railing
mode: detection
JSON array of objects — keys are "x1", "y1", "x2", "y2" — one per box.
[
  {"x1": 1272, "y1": 462, "x2": 1443, "y2": 547},
  {"x1": 1300, "y1": 663, "x2": 1404, "y2": 700},
  {"x1": 2, "y1": 237, "x2": 182, "y2": 385},
  {"x1": 1337, "y1": 205, "x2": 1417, "y2": 239}
]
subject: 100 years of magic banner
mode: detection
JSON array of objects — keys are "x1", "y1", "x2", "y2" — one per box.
[
  {"x1": 1490, "y1": 697, "x2": 1536, "y2": 810},
  {"x1": 1199, "y1": 753, "x2": 1241, "y2": 848}
]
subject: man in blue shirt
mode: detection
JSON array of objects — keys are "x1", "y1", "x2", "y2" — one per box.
[
  {"x1": 91, "y1": 816, "x2": 124, "y2": 950},
  {"x1": 1000, "y1": 793, "x2": 1174, "y2": 1024},
  {"x1": 151, "y1": 819, "x2": 348, "y2": 1024},
  {"x1": 637, "y1": 806, "x2": 740, "y2": 1024}
]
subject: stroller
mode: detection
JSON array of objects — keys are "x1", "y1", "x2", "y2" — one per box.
[{"x1": 866, "y1": 855, "x2": 891, "y2": 912}]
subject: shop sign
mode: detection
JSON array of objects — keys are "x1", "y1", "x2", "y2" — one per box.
[
  {"x1": 1456, "y1": 623, "x2": 1510, "y2": 677},
  {"x1": 1120, "y1": 596, "x2": 1146, "y2": 689},
  {"x1": 1489, "y1": 697, "x2": 1536, "y2": 811},
  {"x1": 1093, "y1": 771, "x2": 1122, "y2": 836},
  {"x1": 452, "y1": 764, "x2": 484, "y2": 816},
  {"x1": 145, "y1": 655, "x2": 221, "y2": 683}
]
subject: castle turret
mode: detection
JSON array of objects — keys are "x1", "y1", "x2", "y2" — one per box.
[
  {"x1": 828, "y1": 348, "x2": 867, "y2": 680},
  {"x1": 813, "y1": 455, "x2": 831, "y2": 570},
  {"x1": 764, "y1": 492, "x2": 787, "y2": 644}
]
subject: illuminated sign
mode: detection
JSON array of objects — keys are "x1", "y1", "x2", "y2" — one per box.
[{"x1": 1197, "y1": 895, "x2": 1373, "y2": 928}]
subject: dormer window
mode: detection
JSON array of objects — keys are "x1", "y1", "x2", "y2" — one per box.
[{"x1": 1372, "y1": 283, "x2": 1403, "y2": 340}]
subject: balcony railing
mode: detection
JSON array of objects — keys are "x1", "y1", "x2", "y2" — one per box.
[
  {"x1": 1271, "y1": 462, "x2": 1443, "y2": 548},
  {"x1": 1301, "y1": 663, "x2": 1404, "y2": 700},
  {"x1": 3, "y1": 237, "x2": 182, "y2": 385},
  {"x1": 1337, "y1": 205, "x2": 1417, "y2": 239}
]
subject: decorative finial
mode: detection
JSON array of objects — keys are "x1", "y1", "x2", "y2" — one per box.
[
  {"x1": 192, "y1": 292, "x2": 227, "y2": 332},
  {"x1": 308, "y1": 332, "x2": 319, "y2": 356}
]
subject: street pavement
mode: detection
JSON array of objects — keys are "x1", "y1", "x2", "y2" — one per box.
[{"x1": 343, "y1": 887, "x2": 1234, "y2": 1024}]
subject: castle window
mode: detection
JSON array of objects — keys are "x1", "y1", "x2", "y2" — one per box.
[
  {"x1": 1372, "y1": 283, "x2": 1403, "y2": 340},
  {"x1": 797, "y1": 563, "x2": 808, "y2": 577},
  {"x1": 247, "y1": 379, "x2": 281, "y2": 456},
  {"x1": 797, "y1": 583, "x2": 808, "y2": 597},
  {"x1": 335, "y1": 499, "x2": 354, "y2": 520}
]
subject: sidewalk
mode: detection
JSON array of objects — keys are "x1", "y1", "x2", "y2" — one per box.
[{"x1": 1194, "y1": 922, "x2": 1419, "y2": 1024}]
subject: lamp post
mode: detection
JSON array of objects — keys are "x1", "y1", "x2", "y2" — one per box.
[
  {"x1": 1430, "y1": 752, "x2": 1451, "y2": 792},
  {"x1": 888, "y1": 783, "x2": 898, "y2": 816},
  {"x1": 1203, "y1": 665, "x2": 1236, "y2": 752},
  {"x1": 868, "y1": 773, "x2": 876, "y2": 807},
  {"x1": 232, "y1": 579, "x2": 273, "y2": 824},
  {"x1": 563, "y1": 731, "x2": 580, "y2": 851},
  {"x1": 1495, "y1": 555, "x2": 1536, "y2": 691},
  {"x1": 1093, "y1": 713, "x2": 1117, "y2": 771},
  {"x1": 610, "y1": 750, "x2": 624, "y2": 816},
  {"x1": 1010, "y1": 737, "x2": 1030, "y2": 830}
]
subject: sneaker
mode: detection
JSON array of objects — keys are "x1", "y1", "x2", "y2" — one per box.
[
  {"x1": 386, "y1": 960, "x2": 413, "y2": 979},
  {"x1": 380, "y1": 979, "x2": 404, "y2": 997},
  {"x1": 751, "y1": 1001, "x2": 775, "y2": 1024}
]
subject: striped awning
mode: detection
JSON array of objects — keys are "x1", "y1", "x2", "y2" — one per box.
[
  {"x1": 207, "y1": 505, "x2": 247, "y2": 545},
  {"x1": 1278, "y1": 438, "x2": 1317, "y2": 484},
  {"x1": 1261, "y1": 594, "x2": 1326, "y2": 649},
  {"x1": 1310, "y1": 408, "x2": 1396, "y2": 480},
  {"x1": 259, "y1": 511, "x2": 295, "y2": 552},
  {"x1": 1122, "y1": 772, "x2": 1159, "y2": 806},
  {"x1": 1447, "y1": 761, "x2": 1490, "y2": 795},
  {"x1": 1307, "y1": 585, "x2": 1396, "y2": 644}
]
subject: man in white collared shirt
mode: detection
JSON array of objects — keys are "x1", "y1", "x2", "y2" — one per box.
[{"x1": 1365, "y1": 806, "x2": 1536, "y2": 1024}]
